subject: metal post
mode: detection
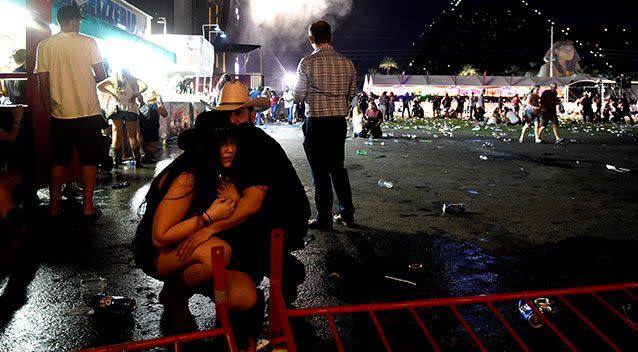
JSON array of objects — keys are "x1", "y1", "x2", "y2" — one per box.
[{"x1": 549, "y1": 23, "x2": 554, "y2": 78}]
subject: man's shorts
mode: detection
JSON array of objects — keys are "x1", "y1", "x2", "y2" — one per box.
[
  {"x1": 541, "y1": 111, "x2": 559, "y2": 127},
  {"x1": 523, "y1": 107, "x2": 538, "y2": 124},
  {"x1": 51, "y1": 115, "x2": 101, "y2": 166}
]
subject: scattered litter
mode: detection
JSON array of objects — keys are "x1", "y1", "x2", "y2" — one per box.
[
  {"x1": 355, "y1": 150, "x2": 367, "y2": 156},
  {"x1": 518, "y1": 298, "x2": 556, "y2": 329},
  {"x1": 380, "y1": 142, "x2": 385, "y2": 146},
  {"x1": 481, "y1": 142, "x2": 494, "y2": 148},
  {"x1": 419, "y1": 139, "x2": 432, "y2": 144},
  {"x1": 479, "y1": 155, "x2": 488, "y2": 160},
  {"x1": 472, "y1": 126, "x2": 481, "y2": 131},
  {"x1": 408, "y1": 263, "x2": 423, "y2": 270},
  {"x1": 111, "y1": 181, "x2": 130, "y2": 189},
  {"x1": 377, "y1": 179, "x2": 394, "y2": 189},
  {"x1": 442, "y1": 203, "x2": 465, "y2": 214},
  {"x1": 468, "y1": 189, "x2": 479, "y2": 195},
  {"x1": 384, "y1": 275, "x2": 417, "y2": 286},
  {"x1": 606, "y1": 164, "x2": 630, "y2": 173},
  {"x1": 329, "y1": 272, "x2": 340, "y2": 279},
  {"x1": 479, "y1": 237, "x2": 490, "y2": 243}
]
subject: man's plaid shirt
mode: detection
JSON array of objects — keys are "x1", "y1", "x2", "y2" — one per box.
[{"x1": 294, "y1": 44, "x2": 357, "y2": 118}]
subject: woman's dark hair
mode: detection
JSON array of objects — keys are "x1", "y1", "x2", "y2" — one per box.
[{"x1": 145, "y1": 128, "x2": 235, "y2": 215}]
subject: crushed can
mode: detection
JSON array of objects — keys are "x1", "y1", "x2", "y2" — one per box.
[
  {"x1": 518, "y1": 298, "x2": 555, "y2": 328},
  {"x1": 442, "y1": 203, "x2": 465, "y2": 214},
  {"x1": 91, "y1": 293, "x2": 137, "y2": 314}
]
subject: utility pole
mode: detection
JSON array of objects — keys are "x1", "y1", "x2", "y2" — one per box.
[{"x1": 549, "y1": 22, "x2": 554, "y2": 78}]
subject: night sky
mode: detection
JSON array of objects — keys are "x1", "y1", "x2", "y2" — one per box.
[{"x1": 129, "y1": 0, "x2": 636, "y2": 78}]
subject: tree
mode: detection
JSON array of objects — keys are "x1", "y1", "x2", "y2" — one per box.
[
  {"x1": 367, "y1": 68, "x2": 379, "y2": 75},
  {"x1": 458, "y1": 64, "x2": 479, "y2": 76},
  {"x1": 379, "y1": 57, "x2": 398, "y2": 75}
]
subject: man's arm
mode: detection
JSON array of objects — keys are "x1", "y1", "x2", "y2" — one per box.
[
  {"x1": 293, "y1": 58, "x2": 308, "y2": 104},
  {"x1": 38, "y1": 72, "x2": 52, "y2": 115},
  {"x1": 348, "y1": 62, "x2": 357, "y2": 102},
  {"x1": 207, "y1": 186, "x2": 267, "y2": 234},
  {"x1": 92, "y1": 62, "x2": 107, "y2": 84}
]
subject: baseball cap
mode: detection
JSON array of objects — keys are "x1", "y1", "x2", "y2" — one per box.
[{"x1": 57, "y1": 5, "x2": 86, "y2": 24}]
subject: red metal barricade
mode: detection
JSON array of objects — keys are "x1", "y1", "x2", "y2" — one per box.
[
  {"x1": 79, "y1": 246, "x2": 239, "y2": 352},
  {"x1": 267, "y1": 229, "x2": 638, "y2": 351},
  {"x1": 80, "y1": 230, "x2": 638, "y2": 351}
]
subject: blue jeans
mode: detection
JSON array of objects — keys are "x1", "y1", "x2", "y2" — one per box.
[
  {"x1": 287, "y1": 107, "x2": 294, "y2": 122},
  {"x1": 271, "y1": 105, "x2": 278, "y2": 121},
  {"x1": 255, "y1": 112, "x2": 263, "y2": 125}
]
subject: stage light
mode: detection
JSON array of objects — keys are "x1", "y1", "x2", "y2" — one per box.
[{"x1": 284, "y1": 72, "x2": 298, "y2": 88}]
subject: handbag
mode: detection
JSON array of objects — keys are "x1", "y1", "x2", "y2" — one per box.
[{"x1": 139, "y1": 104, "x2": 151, "y2": 119}]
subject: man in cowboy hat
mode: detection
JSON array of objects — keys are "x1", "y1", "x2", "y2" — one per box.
[{"x1": 190, "y1": 81, "x2": 310, "y2": 301}]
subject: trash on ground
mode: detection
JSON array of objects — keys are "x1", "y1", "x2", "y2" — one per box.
[
  {"x1": 355, "y1": 149, "x2": 367, "y2": 156},
  {"x1": 518, "y1": 298, "x2": 556, "y2": 329},
  {"x1": 442, "y1": 203, "x2": 465, "y2": 214},
  {"x1": 91, "y1": 293, "x2": 137, "y2": 314},
  {"x1": 377, "y1": 179, "x2": 394, "y2": 189},
  {"x1": 481, "y1": 142, "x2": 494, "y2": 148},
  {"x1": 408, "y1": 263, "x2": 423, "y2": 270},
  {"x1": 606, "y1": 164, "x2": 630, "y2": 173},
  {"x1": 468, "y1": 189, "x2": 479, "y2": 195},
  {"x1": 111, "y1": 181, "x2": 130, "y2": 189},
  {"x1": 479, "y1": 155, "x2": 488, "y2": 160},
  {"x1": 419, "y1": 139, "x2": 432, "y2": 144},
  {"x1": 329, "y1": 272, "x2": 340, "y2": 279},
  {"x1": 384, "y1": 275, "x2": 417, "y2": 286}
]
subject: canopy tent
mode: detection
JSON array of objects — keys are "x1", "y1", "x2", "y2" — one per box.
[{"x1": 363, "y1": 74, "x2": 614, "y2": 98}]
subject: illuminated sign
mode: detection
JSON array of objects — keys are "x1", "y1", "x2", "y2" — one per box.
[{"x1": 58, "y1": 0, "x2": 150, "y2": 35}]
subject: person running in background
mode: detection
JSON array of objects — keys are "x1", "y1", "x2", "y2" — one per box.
[
  {"x1": 538, "y1": 82, "x2": 564, "y2": 144},
  {"x1": 519, "y1": 85, "x2": 541, "y2": 143}
]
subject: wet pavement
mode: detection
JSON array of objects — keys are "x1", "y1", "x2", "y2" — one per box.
[{"x1": 1, "y1": 120, "x2": 637, "y2": 351}]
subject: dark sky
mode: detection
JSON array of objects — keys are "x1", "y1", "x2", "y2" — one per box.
[
  {"x1": 329, "y1": 0, "x2": 635, "y2": 76},
  {"x1": 129, "y1": 0, "x2": 636, "y2": 78}
]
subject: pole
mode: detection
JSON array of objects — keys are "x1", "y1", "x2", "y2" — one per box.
[{"x1": 549, "y1": 23, "x2": 554, "y2": 78}]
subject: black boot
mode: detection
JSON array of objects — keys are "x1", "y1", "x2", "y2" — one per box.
[
  {"x1": 228, "y1": 288, "x2": 265, "y2": 350},
  {"x1": 113, "y1": 148, "x2": 122, "y2": 167},
  {"x1": 159, "y1": 275, "x2": 198, "y2": 335},
  {"x1": 133, "y1": 147, "x2": 144, "y2": 168}
]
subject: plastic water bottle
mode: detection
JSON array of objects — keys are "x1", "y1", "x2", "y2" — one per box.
[
  {"x1": 442, "y1": 203, "x2": 465, "y2": 214},
  {"x1": 518, "y1": 300, "x2": 542, "y2": 328},
  {"x1": 91, "y1": 293, "x2": 137, "y2": 314},
  {"x1": 377, "y1": 179, "x2": 393, "y2": 189}
]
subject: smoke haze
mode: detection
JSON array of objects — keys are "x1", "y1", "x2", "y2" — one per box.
[{"x1": 239, "y1": 0, "x2": 354, "y2": 87}]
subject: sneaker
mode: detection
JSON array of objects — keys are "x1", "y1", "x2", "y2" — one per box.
[
  {"x1": 308, "y1": 218, "x2": 332, "y2": 230},
  {"x1": 555, "y1": 137, "x2": 565, "y2": 144},
  {"x1": 535, "y1": 139, "x2": 546, "y2": 144},
  {"x1": 333, "y1": 214, "x2": 354, "y2": 228}
]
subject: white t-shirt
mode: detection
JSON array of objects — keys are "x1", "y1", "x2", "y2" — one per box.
[
  {"x1": 36, "y1": 32, "x2": 102, "y2": 119},
  {"x1": 283, "y1": 90, "x2": 294, "y2": 108}
]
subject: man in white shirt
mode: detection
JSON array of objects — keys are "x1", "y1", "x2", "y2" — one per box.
[{"x1": 36, "y1": 5, "x2": 107, "y2": 219}]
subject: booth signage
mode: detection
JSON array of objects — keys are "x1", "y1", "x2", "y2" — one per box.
[{"x1": 59, "y1": 0, "x2": 149, "y2": 35}]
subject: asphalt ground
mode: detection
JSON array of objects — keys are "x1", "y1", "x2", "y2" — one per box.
[{"x1": 0, "y1": 118, "x2": 637, "y2": 351}]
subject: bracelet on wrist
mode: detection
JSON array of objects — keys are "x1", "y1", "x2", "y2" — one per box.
[{"x1": 203, "y1": 210, "x2": 212, "y2": 223}]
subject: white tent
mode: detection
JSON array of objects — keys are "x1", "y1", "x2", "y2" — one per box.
[{"x1": 363, "y1": 74, "x2": 614, "y2": 98}]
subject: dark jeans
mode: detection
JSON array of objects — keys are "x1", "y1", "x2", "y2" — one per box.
[{"x1": 302, "y1": 117, "x2": 354, "y2": 223}]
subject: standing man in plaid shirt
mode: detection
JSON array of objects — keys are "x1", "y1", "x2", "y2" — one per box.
[{"x1": 294, "y1": 20, "x2": 357, "y2": 230}]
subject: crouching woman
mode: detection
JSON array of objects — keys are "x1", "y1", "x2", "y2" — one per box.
[{"x1": 132, "y1": 127, "x2": 256, "y2": 333}]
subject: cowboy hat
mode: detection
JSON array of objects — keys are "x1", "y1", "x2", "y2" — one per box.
[
  {"x1": 214, "y1": 81, "x2": 270, "y2": 112},
  {"x1": 178, "y1": 111, "x2": 232, "y2": 151}
]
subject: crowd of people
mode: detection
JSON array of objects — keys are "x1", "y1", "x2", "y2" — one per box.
[
  {"x1": 1, "y1": 6, "x2": 357, "y2": 350},
  {"x1": 350, "y1": 86, "x2": 637, "y2": 143}
]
